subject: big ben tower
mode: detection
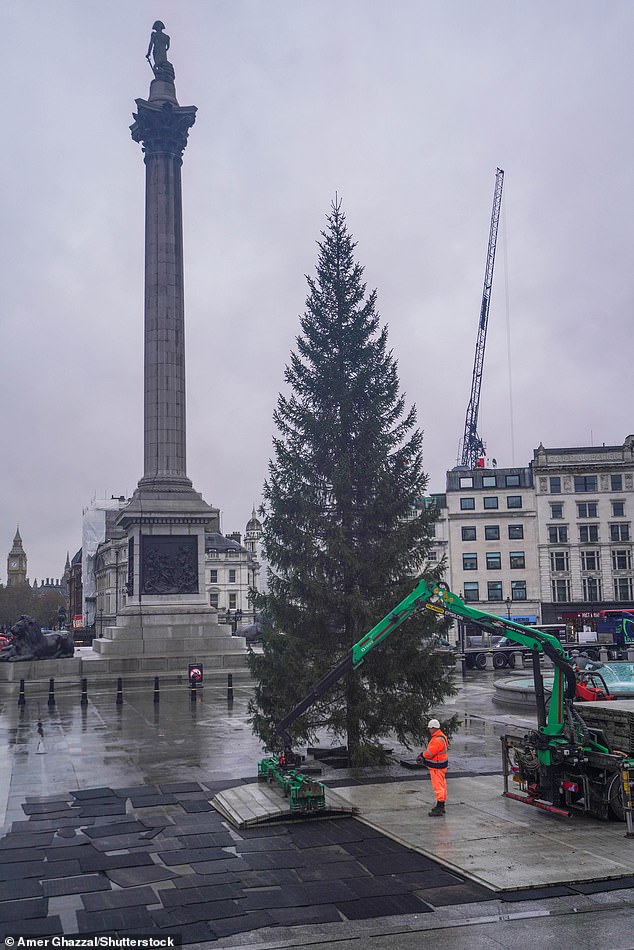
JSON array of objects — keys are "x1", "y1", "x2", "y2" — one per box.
[{"x1": 7, "y1": 528, "x2": 27, "y2": 586}]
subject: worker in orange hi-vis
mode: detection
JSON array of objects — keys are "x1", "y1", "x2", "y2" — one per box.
[{"x1": 417, "y1": 719, "x2": 449, "y2": 816}]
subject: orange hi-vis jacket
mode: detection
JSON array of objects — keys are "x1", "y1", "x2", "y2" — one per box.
[{"x1": 422, "y1": 730, "x2": 449, "y2": 770}]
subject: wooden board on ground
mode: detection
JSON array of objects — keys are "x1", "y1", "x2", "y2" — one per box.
[{"x1": 211, "y1": 781, "x2": 359, "y2": 828}]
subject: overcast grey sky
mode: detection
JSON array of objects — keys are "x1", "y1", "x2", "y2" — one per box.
[{"x1": 1, "y1": 1, "x2": 632, "y2": 583}]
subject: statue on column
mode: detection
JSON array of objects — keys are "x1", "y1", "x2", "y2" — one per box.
[{"x1": 146, "y1": 21, "x2": 175, "y2": 82}]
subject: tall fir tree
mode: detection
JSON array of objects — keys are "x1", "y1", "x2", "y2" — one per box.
[{"x1": 249, "y1": 201, "x2": 456, "y2": 765}]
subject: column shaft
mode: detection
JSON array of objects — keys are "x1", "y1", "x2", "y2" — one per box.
[{"x1": 144, "y1": 149, "x2": 187, "y2": 479}]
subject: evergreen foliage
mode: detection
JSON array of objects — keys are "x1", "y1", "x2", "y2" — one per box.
[{"x1": 249, "y1": 201, "x2": 456, "y2": 764}]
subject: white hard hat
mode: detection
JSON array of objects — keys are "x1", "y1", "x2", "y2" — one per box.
[{"x1": 428, "y1": 718, "x2": 440, "y2": 730}]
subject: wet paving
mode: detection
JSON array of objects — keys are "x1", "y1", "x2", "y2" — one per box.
[
  {"x1": 1, "y1": 671, "x2": 633, "y2": 948},
  {"x1": 0, "y1": 669, "x2": 537, "y2": 821},
  {"x1": 0, "y1": 679, "x2": 267, "y2": 827}
]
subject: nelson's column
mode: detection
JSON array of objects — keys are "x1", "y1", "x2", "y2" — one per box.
[{"x1": 94, "y1": 23, "x2": 243, "y2": 665}]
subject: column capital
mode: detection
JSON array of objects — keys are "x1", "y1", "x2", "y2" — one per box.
[{"x1": 130, "y1": 98, "x2": 197, "y2": 159}]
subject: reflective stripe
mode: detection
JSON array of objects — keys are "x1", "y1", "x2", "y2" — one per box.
[{"x1": 426, "y1": 759, "x2": 448, "y2": 770}]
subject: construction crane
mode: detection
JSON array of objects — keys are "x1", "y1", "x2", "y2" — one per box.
[{"x1": 460, "y1": 168, "x2": 504, "y2": 469}]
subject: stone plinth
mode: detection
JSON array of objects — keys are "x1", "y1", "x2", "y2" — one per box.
[
  {"x1": 93, "y1": 603, "x2": 243, "y2": 658},
  {"x1": 0, "y1": 657, "x2": 82, "y2": 684}
]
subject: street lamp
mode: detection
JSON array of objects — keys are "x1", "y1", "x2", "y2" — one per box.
[{"x1": 505, "y1": 596, "x2": 512, "y2": 619}]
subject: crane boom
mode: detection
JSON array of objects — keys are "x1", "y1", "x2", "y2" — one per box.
[{"x1": 461, "y1": 168, "x2": 504, "y2": 469}]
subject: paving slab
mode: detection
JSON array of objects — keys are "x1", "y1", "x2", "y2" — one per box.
[
  {"x1": 81, "y1": 885, "x2": 160, "y2": 911},
  {"x1": 105, "y1": 866, "x2": 182, "y2": 887},
  {"x1": 2, "y1": 915, "x2": 63, "y2": 937},
  {"x1": 41, "y1": 874, "x2": 112, "y2": 897},
  {"x1": 0, "y1": 897, "x2": 49, "y2": 923}
]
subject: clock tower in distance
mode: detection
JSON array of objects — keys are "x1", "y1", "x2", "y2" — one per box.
[{"x1": 7, "y1": 527, "x2": 27, "y2": 586}]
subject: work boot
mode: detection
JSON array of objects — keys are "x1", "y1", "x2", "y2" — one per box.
[{"x1": 428, "y1": 801, "x2": 445, "y2": 816}]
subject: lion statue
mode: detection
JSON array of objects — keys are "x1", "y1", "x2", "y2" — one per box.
[{"x1": 0, "y1": 616, "x2": 74, "y2": 662}]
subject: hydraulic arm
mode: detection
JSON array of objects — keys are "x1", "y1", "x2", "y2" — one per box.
[{"x1": 271, "y1": 578, "x2": 576, "y2": 758}]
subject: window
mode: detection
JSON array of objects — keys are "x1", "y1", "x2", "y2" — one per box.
[
  {"x1": 209, "y1": 593, "x2": 219, "y2": 608},
  {"x1": 583, "y1": 577, "x2": 602, "y2": 602},
  {"x1": 459, "y1": 476, "x2": 474, "y2": 489},
  {"x1": 487, "y1": 581, "x2": 503, "y2": 601},
  {"x1": 550, "y1": 550, "x2": 569, "y2": 572},
  {"x1": 574, "y1": 475, "x2": 598, "y2": 493},
  {"x1": 508, "y1": 524, "x2": 524, "y2": 540},
  {"x1": 228, "y1": 569, "x2": 236, "y2": 583},
  {"x1": 612, "y1": 501, "x2": 625, "y2": 517},
  {"x1": 550, "y1": 476, "x2": 561, "y2": 494},
  {"x1": 579, "y1": 525, "x2": 599, "y2": 543},
  {"x1": 612, "y1": 549, "x2": 632, "y2": 571},
  {"x1": 463, "y1": 553, "x2": 478, "y2": 571},
  {"x1": 581, "y1": 550, "x2": 600, "y2": 571},
  {"x1": 577, "y1": 502, "x2": 598, "y2": 518},
  {"x1": 485, "y1": 525, "x2": 500, "y2": 540},
  {"x1": 209, "y1": 569, "x2": 218, "y2": 583},
  {"x1": 611, "y1": 474, "x2": 623, "y2": 492},
  {"x1": 229, "y1": 593, "x2": 237, "y2": 609},
  {"x1": 552, "y1": 579, "x2": 571, "y2": 602},
  {"x1": 510, "y1": 551, "x2": 525, "y2": 569},
  {"x1": 614, "y1": 577, "x2": 633, "y2": 601},
  {"x1": 483, "y1": 496, "x2": 499, "y2": 509},
  {"x1": 548, "y1": 526, "x2": 568, "y2": 543},
  {"x1": 463, "y1": 582, "x2": 479, "y2": 602},
  {"x1": 482, "y1": 475, "x2": 497, "y2": 488},
  {"x1": 486, "y1": 552, "x2": 501, "y2": 570},
  {"x1": 507, "y1": 496, "x2": 522, "y2": 509},
  {"x1": 550, "y1": 503, "x2": 564, "y2": 519},
  {"x1": 505, "y1": 473, "x2": 521, "y2": 487},
  {"x1": 610, "y1": 524, "x2": 631, "y2": 542},
  {"x1": 460, "y1": 497, "x2": 475, "y2": 510},
  {"x1": 461, "y1": 526, "x2": 476, "y2": 541},
  {"x1": 511, "y1": 580, "x2": 527, "y2": 601}
]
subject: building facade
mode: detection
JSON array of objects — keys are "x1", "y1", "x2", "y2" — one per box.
[
  {"x1": 434, "y1": 436, "x2": 634, "y2": 632},
  {"x1": 67, "y1": 550, "x2": 84, "y2": 630},
  {"x1": 444, "y1": 466, "x2": 540, "y2": 623},
  {"x1": 205, "y1": 531, "x2": 260, "y2": 626},
  {"x1": 533, "y1": 436, "x2": 634, "y2": 627}
]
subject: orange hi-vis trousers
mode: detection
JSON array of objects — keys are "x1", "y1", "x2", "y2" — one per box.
[{"x1": 429, "y1": 767, "x2": 447, "y2": 803}]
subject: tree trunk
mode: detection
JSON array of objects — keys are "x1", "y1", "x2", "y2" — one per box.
[{"x1": 345, "y1": 669, "x2": 363, "y2": 764}]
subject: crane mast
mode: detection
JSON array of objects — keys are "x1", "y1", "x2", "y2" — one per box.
[{"x1": 460, "y1": 168, "x2": 504, "y2": 469}]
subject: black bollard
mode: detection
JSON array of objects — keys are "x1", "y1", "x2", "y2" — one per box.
[
  {"x1": 116, "y1": 677, "x2": 123, "y2": 706},
  {"x1": 47, "y1": 678, "x2": 55, "y2": 708},
  {"x1": 153, "y1": 676, "x2": 160, "y2": 704},
  {"x1": 80, "y1": 678, "x2": 88, "y2": 708},
  {"x1": 18, "y1": 679, "x2": 25, "y2": 707},
  {"x1": 227, "y1": 672, "x2": 234, "y2": 705}
]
